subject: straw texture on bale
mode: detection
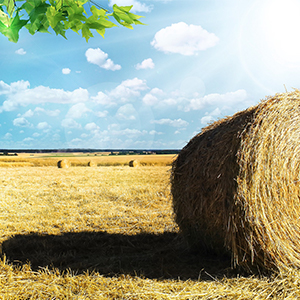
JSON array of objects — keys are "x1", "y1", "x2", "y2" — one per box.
[
  {"x1": 57, "y1": 159, "x2": 69, "y2": 168},
  {"x1": 87, "y1": 161, "x2": 97, "y2": 167},
  {"x1": 171, "y1": 90, "x2": 300, "y2": 271},
  {"x1": 129, "y1": 160, "x2": 139, "y2": 167}
]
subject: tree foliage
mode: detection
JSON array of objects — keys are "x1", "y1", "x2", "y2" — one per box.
[{"x1": 0, "y1": 0, "x2": 144, "y2": 42}]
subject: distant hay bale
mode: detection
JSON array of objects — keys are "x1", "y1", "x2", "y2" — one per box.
[
  {"x1": 57, "y1": 159, "x2": 69, "y2": 168},
  {"x1": 87, "y1": 161, "x2": 97, "y2": 167},
  {"x1": 129, "y1": 160, "x2": 139, "y2": 167},
  {"x1": 171, "y1": 90, "x2": 300, "y2": 271}
]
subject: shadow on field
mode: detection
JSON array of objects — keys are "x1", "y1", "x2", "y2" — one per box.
[{"x1": 1, "y1": 231, "x2": 243, "y2": 280}]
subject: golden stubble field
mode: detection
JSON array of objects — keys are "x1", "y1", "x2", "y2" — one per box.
[{"x1": 0, "y1": 155, "x2": 300, "y2": 299}]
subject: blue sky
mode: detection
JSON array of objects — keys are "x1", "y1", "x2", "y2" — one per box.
[{"x1": 1, "y1": 0, "x2": 300, "y2": 150}]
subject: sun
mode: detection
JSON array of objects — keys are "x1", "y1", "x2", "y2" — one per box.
[{"x1": 261, "y1": 0, "x2": 300, "y2": 65}]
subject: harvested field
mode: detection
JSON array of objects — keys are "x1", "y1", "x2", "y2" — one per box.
[
  {"x1": 0, "y1": 165, "x2": 300, "y2": 298},
  {"x1": 0, "y1": 154, "x2": 176, "y2": 167}
]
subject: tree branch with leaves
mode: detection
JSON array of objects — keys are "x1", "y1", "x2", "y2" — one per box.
[{"x1": 0, "y1": 0, "x2": 144, "y2": 42}]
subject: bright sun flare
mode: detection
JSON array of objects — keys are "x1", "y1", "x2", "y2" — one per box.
[{"x1": 262, "y1": 0, "x2": 300, "y2": 65}]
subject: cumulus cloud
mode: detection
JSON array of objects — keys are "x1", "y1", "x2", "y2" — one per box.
[
  {"x1": 61, "y1": 118, "x2": 82, "y2": 129},
  {"x1": 115, "y1": 104, "x2": 137, "y2": 120},
  {"x1": 92, "y1": 78, "x2": 149, "y2": 105},
  {"x1": 149, "y1": 130, "x2": 163, "y2": 135},
  {"x1": 200, "y1": 115, "x2": 214, "y2": 125},
  {"x1": 34, "y1": 107, "x2": 61, "y2": 117},
  {"x1": 109, "y1": 0, "x2": 153, "y2": 12},
  {"x1": 109, "y1": 78, "x2": 148, "y2": 102},
  {"x1": 85, "y1": 48, "x2": 121, "y2": 71},
  {"x1": 185, "y1": 89, "x2": 247, "y2": 111},
  {"x1": 66, "y1": 103, "x2": 91, "y2": 119},
  {"x1": 85, "y1": 122, "x2": 100, "y2": 131},
  {"x1": 15, "y1": 48, "x2": 26, "y2": 55},
  {"x1": 95, "y1": 110, "x2": 108, "y2": 118},
  {"x1": 0, "y1": 80, "x2": 30, "y2": 96},
  {"x1": 3, "y1": 133, "x2": 12, "y2": 139},
  {"x1": 22, "y1": 109, "x2": 34, "y2": 118},
  {"x1": 135, "y1": 58, "x2": 155, "y2": 70},
  {"x1": 62, "y1": 68, "x2": 71, "y2": 74},
  {"x1": 0, "y1": 81, "x2": 89, "y2": 112},
  {"x1": 37, "y1": 122, "x2": 51, "y2": 130},
  {"x1": 13, "y1": 117, "x2": 32, "y2": 127},
  {"x1": 143, "y1": 88, "x2": 164, "y2": 105},
  {"x1": 151, "y1": 22, "x2": 219, "y2": 55},
  {"x1": 151, "y1": 118, "x2": 189, "y2": 127},
  {"x1": 91, "y1": 91, "x2": 113, "y2": 106}
]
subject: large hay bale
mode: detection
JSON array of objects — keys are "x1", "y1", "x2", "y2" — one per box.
[
  {"x1": 129, "y1": 160, "x2": 139, "y2": 167},
  {"x1": 171, "y1": 90, "x2": 300, "y2": 271},
  {"x1": 57, "y1": 159, "x2": 69, "y2": 168}
]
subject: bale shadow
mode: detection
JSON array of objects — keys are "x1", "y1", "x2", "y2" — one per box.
[{"x1": 1, "y1": 231, "x2": 245, "y2": 280}]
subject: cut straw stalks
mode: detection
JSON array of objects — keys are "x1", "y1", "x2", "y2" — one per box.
[{"x1": 171, "y1": 89, "x2": 300, "y2": 271}]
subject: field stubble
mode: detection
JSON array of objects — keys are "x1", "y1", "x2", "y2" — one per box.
[{"x1": 0, "y1": 163, "x2": 299, "y2": 299}]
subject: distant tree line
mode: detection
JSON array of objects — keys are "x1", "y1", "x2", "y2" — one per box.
[{"x1": 0, "y1": 149, "x2": 180, "y2": 155}]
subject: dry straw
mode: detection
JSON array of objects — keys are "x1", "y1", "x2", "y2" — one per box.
[
  {"x1": 129, "y1": 160, "x2": 139, "y2": 167},
  {"x1": 171, "y1": 89, "x2": 300, "y2": 271},
  {"x1": 87, "y1": 160, "x2": 97, "y2": 167},
  {"x1": 57, "y1": 159, "x2": 69, "y2": 168}
]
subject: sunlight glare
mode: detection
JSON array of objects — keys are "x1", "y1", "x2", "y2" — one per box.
[{"x1": 262, "y1": 0, "x2": 300, "y2": 65}]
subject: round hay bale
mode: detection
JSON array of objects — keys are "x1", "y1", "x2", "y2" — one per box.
[
  {"x1": 87, "y1": 160, "x2": 97, "y2": 167},
  {"x1": 57, "y1": 159, "x2": 69, "y2": 168},
  {"x1": 171, "y1": 90, "x2": 300, "y2": 271},
  {"x1": 129, "y1": 159, "x2": 139, "y2": 167}
]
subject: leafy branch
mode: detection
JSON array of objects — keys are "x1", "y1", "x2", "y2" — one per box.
[{"x1": 0, "y1": 0, "x2": 145, "y2": 42}]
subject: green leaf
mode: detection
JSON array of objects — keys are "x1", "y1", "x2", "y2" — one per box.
[
  {"x1": 0, "y1": 12, "x2": 28, "y2": 42},
  {"x1": 110, "y1": 4, "x2": 145, "y2": 29},
  {"x1": 22, "y1": 0, "x2": 51, "y2": 34},
  {"x1": 0, "y1": 0, "x2": 145, "y2": 42},
  {"x1": 81, "y1": 22, "x2": 93, "y2": 42},
  {"x1": 46, "y1": 5, "x2": 65, "y2": 29},
  {"x1": 0, "y1": 9, "x2": 9, "y2": 26},
  {"x1": 0, "y1": 0, "x2": 15, "y2": 17}
]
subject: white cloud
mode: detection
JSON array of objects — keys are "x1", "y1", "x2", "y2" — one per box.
[
  {"x1": 13, "y1": 117, "x2": 32, "y2": 127},
  {"x1": 149, "y1": 130, "x2": 163, "y2": 135},
  {"x1": 34, "y1": 107, "x2": 61, "y2": 117},
  {"x1": 95, "y1": 110, "x2": 108, "y2": 118},
  {"x1": 135, "y1": 58, "x2": 155, "y2": 70},
  {"x1": 151, "y1": 22, "x2": 219, "y2": 55},
  {"x1": 66, "y1": 103, "x2": 91, "y2": 119},
  {"x1": 22, "y1": 109, "x2": 34, "y2": 118},
  {"x1": 32, "y1": 132, "x2": 40, "y2": 137},
  {"x1": 143, "y1": 93, "x2": 159, "y2": 106},
  {"x1": 85, "y1": 122, "x2": 99, "y2": 131},
  {"x1": 85, "y1": 48, "x2": 121, "y2": 71},
  {"x1": 23, "y1": 137, "x2": 34, "y2": 142},
  {"x1": 85, "y1": 122, "x2": 100, "y2": 133},
  {"x1": 201, "y1": 115, "x2": 215, "y2": 125},
  {"x1": 0, "y1": 80, "x2": 29, "y2": 96},
  {"x1": 37, "y1": 122, "x2": 51, "y2": 130},
  {"x1": 152, "y1": 118, "x2": 189, "y2": 127},
  {"x1": 91, "y1": 92, "x2": 113, "y2": 106},
  {"x1": 185, "y1": 90, "x2": 247, "y2": 111},
  {"x1": 109, "y1": 0, "x2": 153, "y2": 12},
  {"x1": 15, "y1": 48, "x2": 26, "y2": 55},
  {"x1": 0, "y1": 81, "x2": 89, "y2": 112},
  {"x1": 62, "y1": 68, "x2": 71, "y2": 74},
  {"x1": 61, "y1": 118, "x2": 82, "y2": 129},
  {"x1": 109, "y1": 78, "x2": 148, "y2": 102},
  {"x1": 115, "y1": 104, "x2": 137, "y2": 120},
  {"x1": 3, "y1": 133, "x2": 12, "y2": 139}
]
